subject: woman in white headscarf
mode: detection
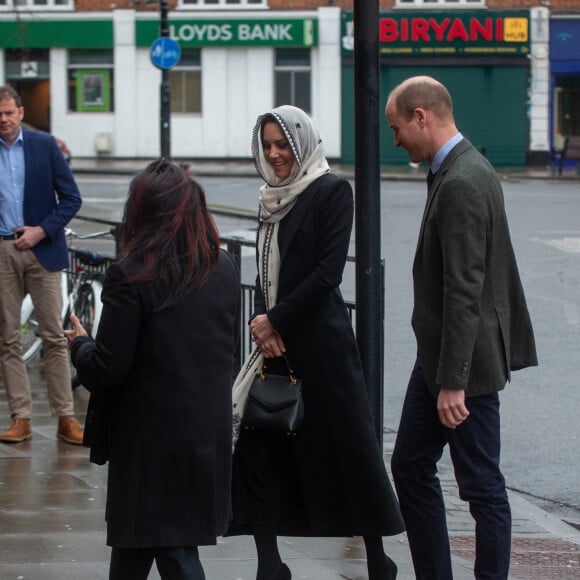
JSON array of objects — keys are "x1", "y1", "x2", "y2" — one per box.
[{"x1": 228, "y1": 106, "x2": 404, "y2": 580}]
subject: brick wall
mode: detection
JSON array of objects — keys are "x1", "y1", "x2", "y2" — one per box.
[
  {"x1": 75, "y1": 0, "x2": 180, "y2": 10},
  {"x1": 268, "y1": 0, "x2": 580, "y2": 9},
  {"x1": 73, "y1": 0, "x2": 580, "y2": 13}
]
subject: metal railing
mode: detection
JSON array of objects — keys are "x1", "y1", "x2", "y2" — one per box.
[
  {"x1": 220, "y1": 234, "x2": 359, "y2": 365},
  {"x1": 72, "y1": 216, "x2": 371, "y2": 377}
]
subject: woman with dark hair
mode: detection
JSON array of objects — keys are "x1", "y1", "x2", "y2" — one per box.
[
  {"x1": 228, "y1": 106, "x2": 404, "y2": 580},
  {"x1": 65, "y1": 159, "x2": 240, "y2": 580}
]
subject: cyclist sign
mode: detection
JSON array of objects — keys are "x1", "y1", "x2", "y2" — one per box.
[{"x1": 150, "y1": 37, "x2": 181, "y2": 69}]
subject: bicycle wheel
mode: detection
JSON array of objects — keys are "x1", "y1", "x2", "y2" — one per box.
[
  {"x1": 21, "y1": 295, "x2": 43, "y2": 364},
  {"x1": 69, "y1": 281, "x2": 102, "y2": 390},
  {"x1": 73, "y1": 283, "x2": 98, "y2": 338}
]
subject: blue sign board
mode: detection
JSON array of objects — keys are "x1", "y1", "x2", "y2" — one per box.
[
  {"x1": 550, "y1": 20, "x2": 580, "y2": 62},
  {"x1": 150, "y1": 37, "x2": 181, "y2": 69}
]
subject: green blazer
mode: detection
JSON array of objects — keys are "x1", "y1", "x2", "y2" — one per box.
[{"x1": 412, "y1": 139, "x2": 537, "y2": 398}]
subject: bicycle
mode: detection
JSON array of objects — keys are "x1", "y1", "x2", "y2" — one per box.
[{"x1": 20, "y1": 227, "x2": 117, "y2": 369}]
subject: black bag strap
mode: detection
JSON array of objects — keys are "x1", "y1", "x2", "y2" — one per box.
[{"x1": 260, "y1": 354, "x2": 298, "y2": 385}]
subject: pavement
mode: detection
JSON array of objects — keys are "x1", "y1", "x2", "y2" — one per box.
[
  {"x1": 0, "y1": 157, "x2": 579, "y2": 579},
  {"x1": 70, "y1": 156, "x2": 580, "y2": 183},
  {"x1": 1, "y1": 358, "x2": 579, "y2": 580}
]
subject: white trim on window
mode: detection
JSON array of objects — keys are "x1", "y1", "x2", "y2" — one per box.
[
  {"x1": 0, "y1": 0, "x2": 73, "y2": 10},
  {"x1": 395, "y1": 0, "x2": 485, "y2": 8},
  {"x1": 177, "y1": 0, "x2": 267, "y2": 10}
]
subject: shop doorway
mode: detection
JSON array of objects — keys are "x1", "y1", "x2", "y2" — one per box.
[
  {"x1": 554, "y1": 80, "x2": 580, "y2": 151},
  {"x1": 5, "y1": 49, "x2": 51, "y2": 132},
  {"x1": 11, "y1": 80, "x2": 51, "y2": 131}
]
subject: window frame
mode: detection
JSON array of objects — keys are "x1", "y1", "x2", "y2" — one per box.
[
  {"x1": 274, "y1": 48, "x2": 312, "y2": 114},
  {"x1": 67, "y1": 50, "x2": 115, "y2": 113},
  {"x1": 0, "y1": 0, "x2": 73, "y2": 10},
  {"x1": 177, "y1": 0, "x2": 267, "y2": 11},
  {"x1": 395, "y1": 0, "x2": 485, "y2": 8},
  {"x1": 169, "y1": 49, "x2": 202, "y2": 115}
]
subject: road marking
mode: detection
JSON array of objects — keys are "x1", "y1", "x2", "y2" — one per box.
[
  {"x1": 75, "y1": 176, "x2": 130, "y2": 184},
  {"x1": 527, "y1": 236, "x2": 580, "y2": 253},
  {"x1": 81, "y1": 197, "x2": 126, "y2": 203},
  {"x1": 564, "y1": 303, "x2": 579, "y2": 326},
  {"x1": 525, "y1": 294, "x2": 580, "y2": 328}
]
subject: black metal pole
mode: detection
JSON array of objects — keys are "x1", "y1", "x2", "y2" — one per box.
[
  {"x1": 160, "y1": 0, "x2": 170, "y2": 159},
  {"x1": 354, "y1": 0, "x2": 383, "y2": 447}
]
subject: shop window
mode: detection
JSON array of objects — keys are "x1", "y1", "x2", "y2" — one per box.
[
  {"x1": 396, "y1": 0, "x2": 484, "y2": 7},
  {"x1": 5, "y1": 48, "x2": 50, "y2": 81},
  {"x1": 0, "y1": 0, "x2": 73, "y2": 9},
  {"x1": 554, "y1": 85, "x2": 580, "y2": 145},
  {"x1": 170, "y1": 49, "x2": 201, "y2": 114},
  {"x1": 274, "y1": 49, "x2": 311, "y2": 114},
  {"x1": 68, "y1": 50, "x2": 114, "y2": 112},
  {"x1": 178, "y1": 0, "x2": 265, "y2": 9}
]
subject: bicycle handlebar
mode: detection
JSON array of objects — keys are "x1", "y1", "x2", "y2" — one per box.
[{"x1": 65, "y1": 226, "x2": 117, "y2": 240}]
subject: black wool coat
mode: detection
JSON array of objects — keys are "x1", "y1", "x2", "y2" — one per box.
[
  {"x1": 71, "y1": 251, "x2": 240, "y2": 548},
  {"x1": 229, "y1": 174, "x2": 405, "y2": 537}
]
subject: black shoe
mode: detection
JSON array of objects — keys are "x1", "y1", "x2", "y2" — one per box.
[
  {"x1": 368, "y1": 555, "x2": 397, "y2": 580},
  {"x1": 386, "y1": 555, "x2": 397, "y2": 580}
]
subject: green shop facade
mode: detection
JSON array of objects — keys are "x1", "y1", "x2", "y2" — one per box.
[
  {"x1": 0, "y1": 7, "x2": 550, "y2": 164},
  {"x1": 341, "y1": 8, "x2": 550, "y2": 167}
]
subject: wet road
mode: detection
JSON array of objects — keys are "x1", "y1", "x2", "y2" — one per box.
[{"x1": 41, "y1": 173, "x2": 580, "y2": 525}]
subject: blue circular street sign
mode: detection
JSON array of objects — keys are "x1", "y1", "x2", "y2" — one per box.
[{"x1": 150, "y1": 37, "x2": 181, "y2": 70}]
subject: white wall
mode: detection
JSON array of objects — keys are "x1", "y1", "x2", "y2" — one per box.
[
  {"x1": 37, "y1": 8, "x2": 342, "y2": 159},
  {"x1": 135, "y1": 49, "x2": 163, "y2": 157},
  {"x1": 51, "y1": 44, "x2": 115, "y2": 158},
  {"x1": 313, "y1": 7, "x2": 341, "y2": 159},
  {"x1": 114, "y1": 9, "x2": 138, "y2": 157},
  {"x1": 529, "y1": 6, "x2": 550, "y2": 154}
]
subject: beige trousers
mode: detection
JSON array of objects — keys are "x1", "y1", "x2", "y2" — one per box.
[{"x1": 0, "y1": 241, "x2": 73, "y2": 419}]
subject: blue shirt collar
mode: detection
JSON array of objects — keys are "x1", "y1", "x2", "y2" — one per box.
[
  {"x1": 431, "y1": 132, "x2": 463, "y2": 175},
  {"x1": 0, "y1": 127, "x2": 24, "y2": 148}
]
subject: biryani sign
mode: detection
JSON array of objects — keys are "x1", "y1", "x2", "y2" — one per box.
[{"x1": 341, "y1": 11, "x2": 530, "y2": 55}]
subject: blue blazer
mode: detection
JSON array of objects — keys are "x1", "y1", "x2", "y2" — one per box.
[{"x1": 22, "y1": 129, "x2": 81, "y2": 271}]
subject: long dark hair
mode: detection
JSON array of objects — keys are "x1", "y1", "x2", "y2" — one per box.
[{"x1": 120, "y1": 158, "x2": 220, "y2": 308}]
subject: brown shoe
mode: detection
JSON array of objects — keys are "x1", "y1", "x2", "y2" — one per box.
[
  {"x1": 0, "y1": 418, "x2": 32, "y2": 443},
  {"x1": 57, "y1": 416, "x2": 84, "y2": 445}
]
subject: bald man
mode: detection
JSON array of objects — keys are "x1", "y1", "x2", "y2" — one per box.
[{"x1": 385, "y1": 76, "x2": 537, "y2": 580}]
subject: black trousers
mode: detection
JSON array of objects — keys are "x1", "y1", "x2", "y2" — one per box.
[
  {"x1": 109, "y1": 546, "x2": 205, "y2": 580},
  {"x1": 391, "y1": 360, "x2": 511, "y2": 580}
]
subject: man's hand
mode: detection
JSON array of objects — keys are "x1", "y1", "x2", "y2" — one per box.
[
  {"x1": 437, "y1": 387, "x2": 470, "y2": 429},
  {"x1": 14, "y1": 226, "x2": 46, "y2": 250}
]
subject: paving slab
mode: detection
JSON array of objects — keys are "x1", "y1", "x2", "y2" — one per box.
[{"x1": 1, "y1": 295, "x2": 579, "y2": 580}]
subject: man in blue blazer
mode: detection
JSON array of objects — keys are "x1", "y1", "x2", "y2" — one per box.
[
  {"x1": 0, "y1": 85, "x2": 84, "y2": 444},
  {"x1": 385, "y1": 77, "x2": 537, "y2": 579}
]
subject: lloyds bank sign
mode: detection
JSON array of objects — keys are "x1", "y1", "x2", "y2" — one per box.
[{"x1": 136, "y1": 18, "x2": 317, "y2": 48}]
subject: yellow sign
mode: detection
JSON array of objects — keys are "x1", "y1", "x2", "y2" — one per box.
[{"x1": 504, "y1": 18, "x2": 528, "y2": 43}]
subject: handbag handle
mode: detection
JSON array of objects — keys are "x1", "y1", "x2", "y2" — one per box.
[{"x1": 260, "y1": 354, "x2": 298, "y2": 385}]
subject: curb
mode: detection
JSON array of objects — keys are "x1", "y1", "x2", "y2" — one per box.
[{"x1": 70, "y1": 160, "x2": 580, "y2": 182}]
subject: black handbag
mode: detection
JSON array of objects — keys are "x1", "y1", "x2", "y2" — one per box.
[{"x1": 243, "y1": 357, "x2": 304, "y2": 435}]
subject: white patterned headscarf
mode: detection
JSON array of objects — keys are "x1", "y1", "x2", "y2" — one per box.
[
  {"x1": 252, "y1": 105, "x2": 330, "y2": 224},
  {"x1": 231, "y1": 107, "x2": 330, "y2": 451}
]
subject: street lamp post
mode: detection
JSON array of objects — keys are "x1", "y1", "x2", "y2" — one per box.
[
  {"x1": 354, "y1": 0, "x2": 383, "y2": 447},
  {"x1": 159, "y1": 0, "x2": 170, "y2": 158}
]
